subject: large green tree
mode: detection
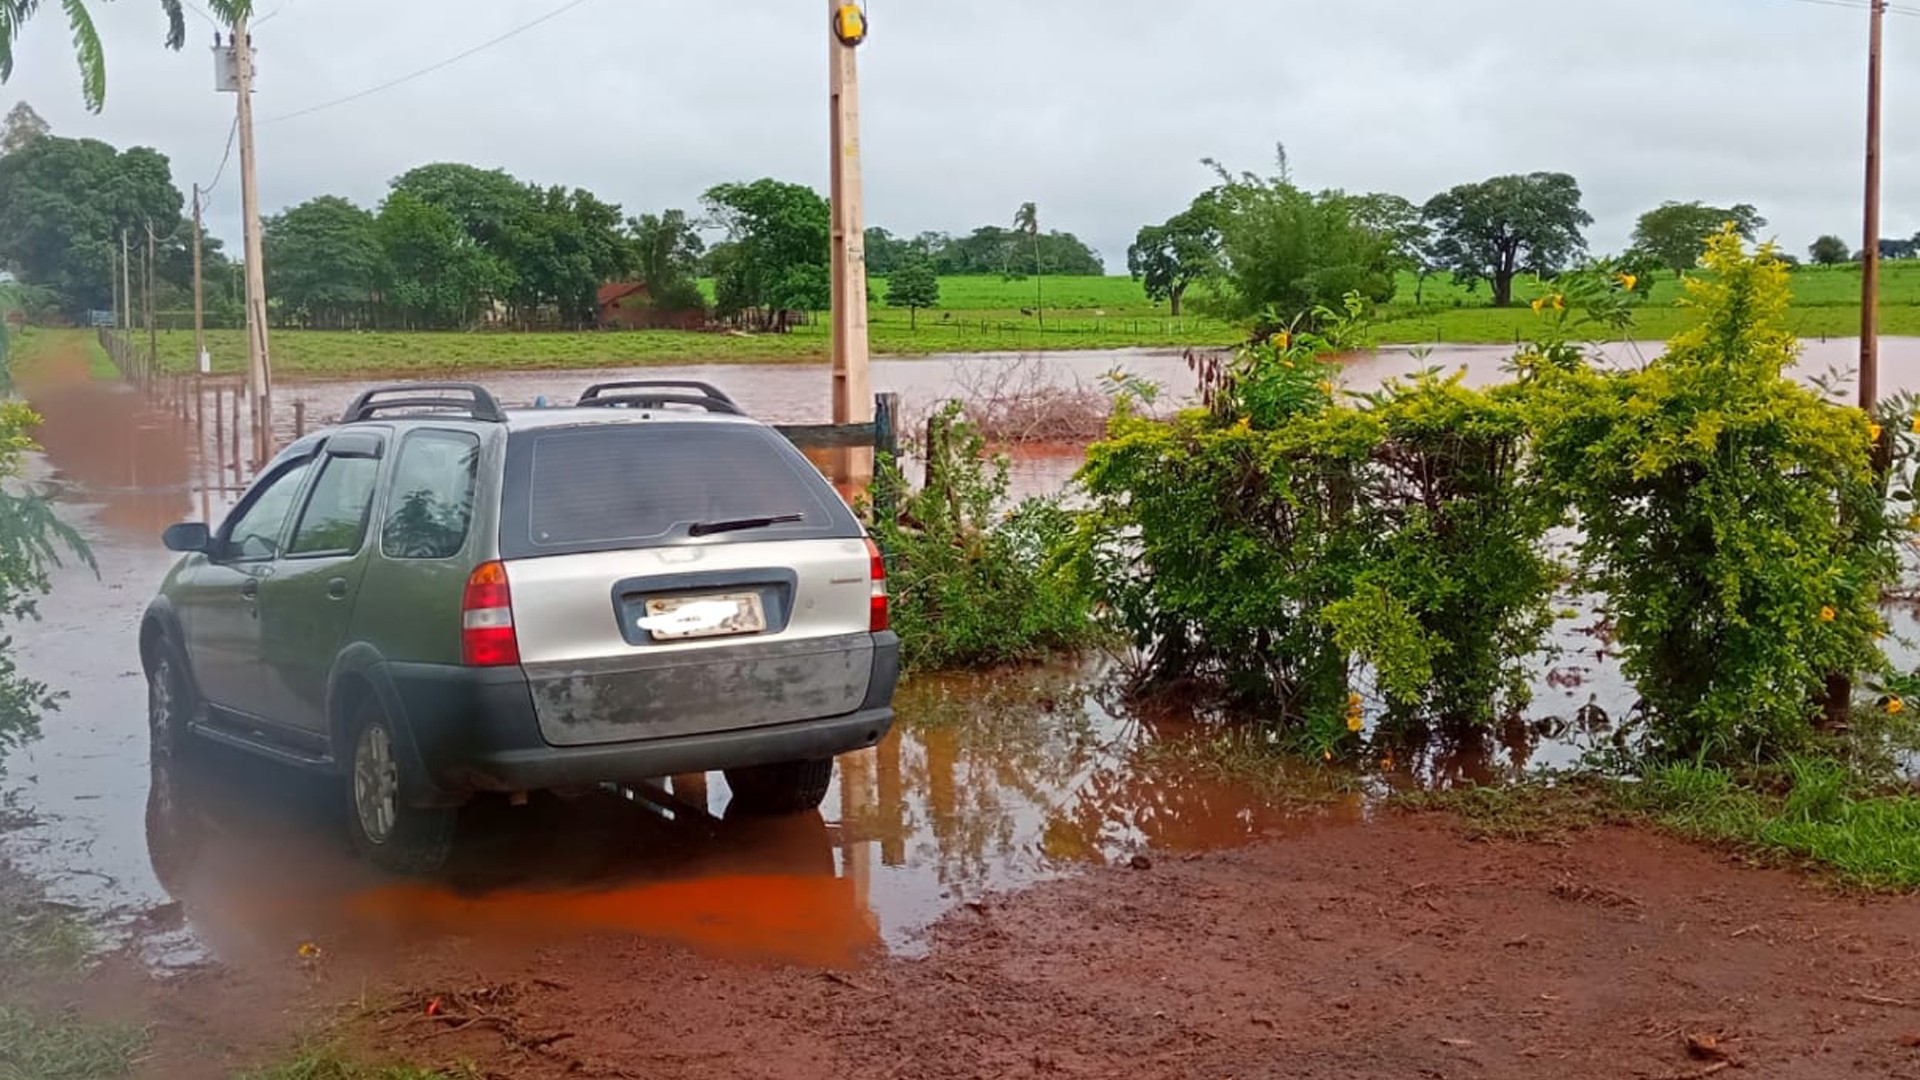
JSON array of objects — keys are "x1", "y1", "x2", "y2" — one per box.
[
  {"x1": 1808, "y1": 234, "x2": 1851, "y2": 266},
  {"x1": 1422, "y1": 172, "x2": 1592, "y2": 307},
  {"x1": 390, "y1": 163, "x2": 531, "y2": 256},
  {"x1": 1127, "y1": 196, "x2": 1221, "y2": 316},
  {"x1": 264, "y1": 195, "x2": 383, "y2": 328},
  {"x1": 701, "y1": 178, "x2": 829, "y2": 324},
  {"x1": 1630, "y1": 200, "x2": 1766, "y2": 276},
  {"x1": 375, "y1": 191, "x2": 505, "y2": 329},
  {"x1": 1, "y1": 1, "x2": 252, "y2": 112},
  {"x1": 1202, "y1": 152, "x2": 1397, "y2": 321},
  {"x1": 885, "y1": 254, "x2": 940, "y2": 329},
  {"x1": 503, "y1": 185, "x2": 631, "y2": 326},
  {"x1": 628, "y1": 208, "x2": 705, "y2": 312},
  {"x1": 0, "y1": 133, "x2": 183, "y2": 313}
]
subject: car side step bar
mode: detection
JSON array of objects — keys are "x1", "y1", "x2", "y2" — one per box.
[{"x1": 190, "y1": 721, "x2": 336, "y2": 773}]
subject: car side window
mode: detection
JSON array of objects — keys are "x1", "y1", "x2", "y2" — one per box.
[
  {"x1": 381, "y1": 430, "x2": 481, "y2": 560},
  {"x1": 222, "y1": 458, "x2": 319, "y2": 563},
  {"x1": 286, "y1": 455, "x2": 381, "y2": 558}
]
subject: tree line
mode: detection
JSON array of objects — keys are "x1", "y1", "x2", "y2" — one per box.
[
  {"x1": 1127, "y1": 146, "x2": 1920, "y2": 321},
  {"x1": 0, "y1": 108, "x2": 1107, "y2": 332}
]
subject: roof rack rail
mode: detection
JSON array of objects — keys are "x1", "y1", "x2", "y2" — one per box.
[
  {"x1": 577, "y1": 380, "x2": 738, "y2": 408},
  {"x1": 575, "y1": 392, "x2": 745, "y2": 415},
  {"x1": 341, "y1": 383, "x2": 506, "y2": 424}
]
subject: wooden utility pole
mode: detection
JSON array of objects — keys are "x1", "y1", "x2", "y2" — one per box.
[
  {"x1": 229, "y1": 17, "x2": 272, "y2": 464},
  {"x1": 145, "y1": 220, "x2": 158, "y2": 385},
  {"x1": 192, "y1": 183, "x2": 207, "y2": 377},
  {"x1": 120, "y1": 229, "x2": 132, "y2": 331},
  {"x1": 1860, "y1": 0, "x2": 1887, "y2": 413},
  {"x1": 828, "y1": 2, "x2": 872, "y2": 484}
]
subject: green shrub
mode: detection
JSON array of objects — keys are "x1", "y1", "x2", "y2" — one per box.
[
  {"x1": 871, "y1": 406, "x2": 1099, "y2": 671},
  {"x1": 1529, "y1": 230, "x2": 1894, "y2": 760},
  {"x1": 1072, "y1": 299, "x2": 1559, "y2": 753}
]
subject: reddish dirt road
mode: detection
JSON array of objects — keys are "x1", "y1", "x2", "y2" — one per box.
[{"x1": 134, "y1": 816, "x2": 1920, "y2": 1080}]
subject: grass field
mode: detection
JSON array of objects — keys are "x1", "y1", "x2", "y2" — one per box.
[{"x1": 79, "y1": 262, "x2": 1920, "y2": 377}]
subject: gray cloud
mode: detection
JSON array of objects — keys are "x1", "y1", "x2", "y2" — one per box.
[{"x1": 4, "y1": 0, "x2": 1915, "y2": 269}]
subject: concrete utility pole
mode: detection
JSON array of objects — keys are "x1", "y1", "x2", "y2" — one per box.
[
  {"x1": 1859, "y1": 0, "x2": 1887, "y2": 413},
  {"x1": 225, "y1": 17, "x2": 273, "y2": 464},
  {"x1": 192, "y1": 184, "x2": 207, "y2": 376},
  {"x1": 828, "y1": 2, "x2": 872, "y2": 484}
]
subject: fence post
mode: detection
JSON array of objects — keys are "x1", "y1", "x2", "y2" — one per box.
[
  {"x1": 872, "y1": 391, "x2": 899, "y2": 525},
  {"x1": 293, "y1": 400, "x2": 306, "y2": 440}
]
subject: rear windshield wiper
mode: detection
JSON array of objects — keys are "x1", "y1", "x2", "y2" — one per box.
[{"x1": 687, "y1": 513, "x2": 805, "y2": 538}]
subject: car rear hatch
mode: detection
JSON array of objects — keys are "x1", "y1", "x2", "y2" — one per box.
[{"x1": 497, "y1": 418, "x2": 877, "y2": 747}]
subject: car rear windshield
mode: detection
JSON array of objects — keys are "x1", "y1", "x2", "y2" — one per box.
[{"x1": 498, "y1": 421, "x2": 863, "y2": 558}]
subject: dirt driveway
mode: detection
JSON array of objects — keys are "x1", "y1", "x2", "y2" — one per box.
[{"x1": 135, "y1": 813, "x2": 1920, "y2": 1080}]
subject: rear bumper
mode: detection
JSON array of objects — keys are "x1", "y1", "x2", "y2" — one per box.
[{"x1": 382, "y1": 631, "x2": 899, "y2": 800}]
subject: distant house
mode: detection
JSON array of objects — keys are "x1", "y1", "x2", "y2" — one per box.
[{"x1": 597, "y1": 282, "x2": 705, "y2": 331}]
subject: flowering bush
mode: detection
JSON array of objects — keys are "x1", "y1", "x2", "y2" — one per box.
[{"x1": 1529, "y1": 230, "x2": 1896, "y2": 758}]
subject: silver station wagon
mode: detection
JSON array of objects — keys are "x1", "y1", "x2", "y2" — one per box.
[{"x1": 141, "y1": 382, "x2": 898, "y2": 872}]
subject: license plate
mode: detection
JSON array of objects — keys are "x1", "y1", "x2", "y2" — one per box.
[{"x1": 638, "y1": 592, "x2": 766, "y2": 641}]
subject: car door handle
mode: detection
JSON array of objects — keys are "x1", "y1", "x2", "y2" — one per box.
[
  {"x1": 326, "y1": 578, "x2": 350, "y2": 601},
  {"x1": 240, "y1": 579, "x2": 259, "y2": 601}
]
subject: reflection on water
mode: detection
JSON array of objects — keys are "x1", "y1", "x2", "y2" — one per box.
[{"x1": 131, "y1": 659, "x2": 1341, "y2": 971}]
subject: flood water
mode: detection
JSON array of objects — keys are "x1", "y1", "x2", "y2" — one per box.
[{"x1": 6, "y1": 339, "x2": 1919, "y2": 976}]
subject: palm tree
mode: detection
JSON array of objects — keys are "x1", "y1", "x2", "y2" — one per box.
[
  {"x1": 1013, "y1": 201, "x2": 1042, "y2": 332},
  {"x1": 0, "y1": 1, "x2": 252, "y2": 113}
]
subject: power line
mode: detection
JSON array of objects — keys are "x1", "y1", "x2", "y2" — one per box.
[
  {"x1": 1773, "y1": 0, "x2": 1920, "y2": 17},
  {"x1": 259, "y1": 0, "x2": 602, "y2": 126},
  {"x1": 200, "y1": 114, "x2": 239, "y2": 201},
  {"x1": 253, "y1": 0, "x2": 298, "y2": 27}
]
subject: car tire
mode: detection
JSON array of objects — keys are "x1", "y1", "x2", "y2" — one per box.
[
  {"x1": 724, "y1": 758, "x2": 835, "y2": 815},
  {"x1": 146, "y1": 641, "x2": 191, "y2": 757},
  {"x1": 344, "y1": 699, "x2": 456, "y2": 874}
]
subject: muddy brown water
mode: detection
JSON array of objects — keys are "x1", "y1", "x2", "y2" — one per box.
[{"x1": 6, "y1": 340, "x2": 1920, "y2": 979}]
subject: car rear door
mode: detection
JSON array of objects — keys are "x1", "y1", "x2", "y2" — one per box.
[
  {"x1": 496, "y1": 420, "x2": 877, "y2": 747},
  {"x1": 256, "y1": 430, "x2": 387, "y2": 736}
]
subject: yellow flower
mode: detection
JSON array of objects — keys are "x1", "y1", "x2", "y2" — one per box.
[
  {"x1": 1888, "y1": 697, "x2": 1905, "y2": 716},
  {"x1": 1820, "y1": 606, "x2": 1837, "y2": 623},
  {"x1": 1530, "y1": 297, "x2": 1546, "y2": 314},
  {"x1": 1235, "y1": 416, "x2": 1251, "y2": 432},
  {"x1": 1275, "y1": 330, "x2": 1293, "y2": 350},
  {"x1": 1346, "y1": 713, "x2": 1363, "y2": 733},
  {"x1": 1910, "y1": 414, "x2": 1920, "y2": 435},
  {"x1": 1869, "y1": 423, "x2": 1884, "y2": 443},
  {"x1": 296, "y1": 942, "x2": 322, "y2": 959},
  {"x1": 1907, "y1": 514, "x2": 1920, "y2": 531},
  {"x1": 1617, "y1": 273, "x2": 1638, "y2": 292},
  {"x1": 1318, "y1": 380, "x2": 1335, "y2": 395},
  {"x1": 1550, "y1": 294, "x2": 1566, "y2": 311}
]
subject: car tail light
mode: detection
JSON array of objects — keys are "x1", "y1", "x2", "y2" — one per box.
[
  {"x1": 866, "y1": 537, "x2": 889, "y2": 633},
  {"x1": 462, "y1": 561, "x2": 520, "y2": 666}
]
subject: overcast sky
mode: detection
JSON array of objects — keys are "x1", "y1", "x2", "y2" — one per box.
[{"x1": 2, "y1": 0, "x2": 1916, "y2": 271}]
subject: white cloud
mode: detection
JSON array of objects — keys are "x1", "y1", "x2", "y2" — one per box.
[{"x1": 3, "y1": 0, "x2": 1915, "y2": 269}]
